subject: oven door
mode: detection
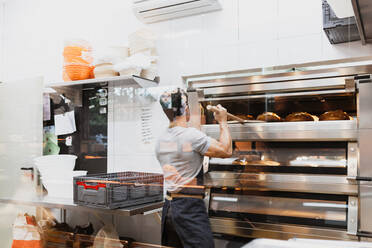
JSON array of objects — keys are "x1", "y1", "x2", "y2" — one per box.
[
  {"x1": 197, "y1": 88, "x2": 358, "y2": 142},
  {"x1": 205, "y1": 141, "x2": 358, "y2": 195},
  {"x1": 208, "y1": 190, "x2": 358, "y2": 240}
]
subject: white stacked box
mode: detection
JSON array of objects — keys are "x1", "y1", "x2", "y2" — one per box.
[
  {"x1": 129, "y1": 29, "x2": 156, "y2": 56},
  {"x1": 128, "y1": 29, "x2": 159, "y2": 80}
]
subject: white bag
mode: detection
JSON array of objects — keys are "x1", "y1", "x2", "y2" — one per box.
[{"x1": 93, "y1": 224, "x2": 123, "y2": 248}]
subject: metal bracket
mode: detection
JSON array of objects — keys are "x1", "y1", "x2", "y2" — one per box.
[
  {"x1": 345, "y1": 78, "x2": 356, "y2": 92},
  {"x1": 60, "y1": 208, "x2": 67, "y2": 223},
  {"x1": 204, "y1": 188, "x2": 211, "y2": 214},
  {"x1": 347, "y1": 142, "x2": 358, "y2": 180},
  {"x1": 347, "y1": 196, "x2": 358, "y2": 235}
]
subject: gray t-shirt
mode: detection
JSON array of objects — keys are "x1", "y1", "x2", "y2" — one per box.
[{"x1": 155, "y1": 126, "x2": 211, "y2": 193}]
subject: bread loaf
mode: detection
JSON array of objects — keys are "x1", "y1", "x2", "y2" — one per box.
[
  {"x1": 319, "y1": 110, "x2": 350, "y2": 121},
  {"x1": 235, "y1": 114, "x2": 254, "y2": 120},
  {"x1": 257, "y1": 112, "x2": 282, "y2": 122},
  {"x1": 285, "y1": 112, "x2": 315, "y2": 122}
]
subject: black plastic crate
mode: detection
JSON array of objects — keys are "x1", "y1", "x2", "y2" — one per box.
[
  {"x1": 322, "y1": 0, "x2": 360, "y2": 44},
  {"x1": 73, "y1": 172, "x2": 163, "y2": 209}
]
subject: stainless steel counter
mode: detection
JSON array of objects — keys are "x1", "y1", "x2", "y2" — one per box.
[{"x1": 0, "y1": 196, "x2": 163, "y2": 216}]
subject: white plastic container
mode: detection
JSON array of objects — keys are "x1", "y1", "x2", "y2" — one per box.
[
  {"x1": 109, "y1": 46, "x2": 129, "y2": 59},
  {"x1": 118, "y1": 67, "x2": 142, "y2": 77},
  {"x1": 34, "y1": 155, "x2": 78, "y2": 178},
  {"x1": 72, "y1": 170, "x2": 88, "y2": 177},
  {"x1": 42, "y1": 170, "x2": 87, "y2": 180},
  {"x1": 41, "y1": 170, "x2": 87, "y2": 199},
  {"x1": 42, "y1": 179, "x2": 73, "y2": 199},
  {"x1": 94, "y1": 63, "x2": 119, "y2": 78}
]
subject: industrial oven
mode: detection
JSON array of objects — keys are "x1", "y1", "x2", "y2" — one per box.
[{"x1": 186, "y1": 65, "x2": 372, "y2": 241}]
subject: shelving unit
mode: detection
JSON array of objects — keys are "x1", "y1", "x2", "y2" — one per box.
[
  {"x1": 45, "y1": 75, "x2": 158, "y2": 88},
  {"x1": 0, "y1": 196, "x2": 163, "y2": 217}
]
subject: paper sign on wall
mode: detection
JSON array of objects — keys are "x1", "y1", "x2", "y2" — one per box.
[{"x1": 54, "y1": 111, "x2": 76, "y2": 136}]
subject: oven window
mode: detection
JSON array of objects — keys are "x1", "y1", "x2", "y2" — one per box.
[
  {"x1": 201, "y1": 92, "x2": 356, "y2": 125},
  {"x1": 209, "y1": 141, "x2": 347, "y2": 175},
  {"x1": 209, "y1": 190, "x2": 348, "y2": 229}
]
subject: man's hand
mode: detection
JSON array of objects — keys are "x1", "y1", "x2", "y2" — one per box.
[
  {"x1": 213, "y1": 104, "x2": 228, "y2": 124},
  {"x1": 204, "y1": 104, "x2": 232, "y2": 158}
]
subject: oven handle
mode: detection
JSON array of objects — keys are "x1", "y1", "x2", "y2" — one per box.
[{"x1": 354, "y1": 177, "x2": 372, "y2": 181}]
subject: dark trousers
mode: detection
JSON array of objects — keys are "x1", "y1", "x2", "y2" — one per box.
[{"x1": 161, "y1": 198, "x2": 214, "y2": 248}]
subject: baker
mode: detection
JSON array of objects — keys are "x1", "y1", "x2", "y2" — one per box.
[{"x1": 155, "y1": 88, "x2": 232, "y2": 248}]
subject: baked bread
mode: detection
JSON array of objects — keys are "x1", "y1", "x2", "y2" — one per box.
[
  {"x1": 285, "y1": 112, "x2": 315, "y2": 122},
  {"x1": 257, "y1": 112, "x2": 282, "y2": 122},
  {"x1": 235, "y1": 114, "x2": 254, "y2": 120},
  {"x1": 319, "y1": 110, "x2": 350, "y2": 121},
  {"x1": 233, "y1": 159, "x2": 280, "y2": 166},
  {"x1": 312, "y1": 115, "x2": 319, "y2": 121}
]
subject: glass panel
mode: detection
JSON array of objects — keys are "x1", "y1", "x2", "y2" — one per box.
[
  {"x1": 108, "y1": 84, "x2": 173, "y2": 173},
  {"x1": 201, "y1": 92, "x2": 356, "y2": 124},
  {"x1": 209, "y1": 191, "x2": 348, "y2": 229},
  {"x1": 209, "y1": 141, "x2": 347, "y2": 174},
  {"x1": 0, "y1": 77, "x2": 43, "y2": 246}
]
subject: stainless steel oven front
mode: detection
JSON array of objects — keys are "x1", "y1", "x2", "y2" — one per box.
[{"x1": 187, "y1": 65, "x2": 372, "y2": 241}]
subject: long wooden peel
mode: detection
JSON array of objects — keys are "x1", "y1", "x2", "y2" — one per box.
[{"x1": 206, "y1": 105, "x2": 246, "y2": 124}]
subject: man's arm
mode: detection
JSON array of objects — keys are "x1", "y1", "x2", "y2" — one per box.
[{"x1": 204, "y1": 105, "x2": 232, "y2": 158}]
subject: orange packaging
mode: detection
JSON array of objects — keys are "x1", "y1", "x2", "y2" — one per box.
[
  {"x1": 11, "y1": 214, "x2": 42, "y2": 248},
  {"x1": 62, "y1": 40, "x2": 94, "y2": 81}
]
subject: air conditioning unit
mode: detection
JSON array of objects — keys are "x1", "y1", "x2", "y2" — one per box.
[{"x1": 133, "y1": 0, "x2": 222, "y2": 24}]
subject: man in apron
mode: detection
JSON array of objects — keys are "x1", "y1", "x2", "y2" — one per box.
[{"x1": 155, "y1": 89, "x2": 232, "y2": 248}]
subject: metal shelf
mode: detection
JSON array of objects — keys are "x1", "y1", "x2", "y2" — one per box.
[
  {"x1": 45, "y1": 75, "x2": 158, "y2": 88},
  {"x1": 0, "y1": 196, "x2": 163, "y2": 216},
  {"x1": 202, "y1": 120, "x2": 358, "y2": 141}
]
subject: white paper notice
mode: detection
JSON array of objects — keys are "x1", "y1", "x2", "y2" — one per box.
[{"x1": 54, "y1": 111, "x2": 76, "y2": 136}]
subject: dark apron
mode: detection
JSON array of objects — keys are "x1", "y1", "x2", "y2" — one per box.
[{"x1": 161, "y1": 170, "x2": 214, "y2": 248}]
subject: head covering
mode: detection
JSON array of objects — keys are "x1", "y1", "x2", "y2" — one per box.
[{"x1": 159, "y1": 88, "x2": 188, "y2": 121}]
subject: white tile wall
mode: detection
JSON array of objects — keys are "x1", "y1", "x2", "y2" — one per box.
[
  {"x1": 278, "y1": 33, "x2": 323, "y2": 65},
  {"x1": 203, "y1": 43, "x2": 239, "y2": 73},
  {"x1": 277, "y1": 0, "x2": 322, "y2": 39},
  {"x1": 201, "y1": 0, "x2": 238, "y2": 46},
  {"x1": 239, "y1": 0, "x2": 278, "y2": 43},
  {"x1": 238, "y1": 40, "x2": 278, "y2": 69},
  {"x1": 3, "y1": 0, "x2": 372, "y2": 84},
  {"x1": 321, "y1": 33, "x2": 372, "y2": 60}
]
